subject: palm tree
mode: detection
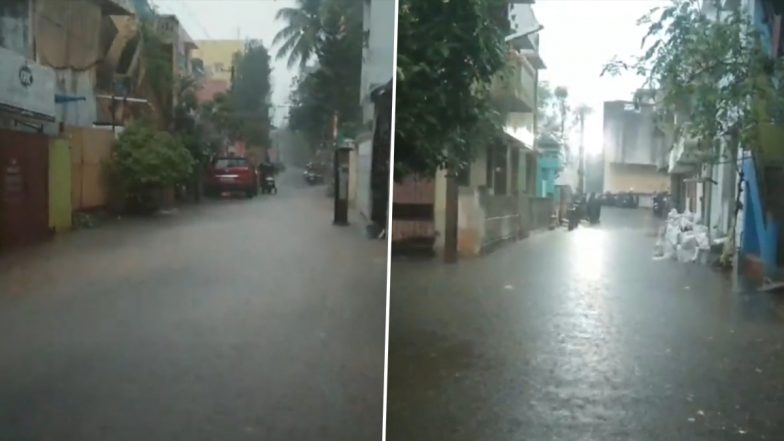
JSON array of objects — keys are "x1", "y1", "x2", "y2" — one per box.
[{"x1": 273, "y1": 0, "x2": 324, "y2": 70}]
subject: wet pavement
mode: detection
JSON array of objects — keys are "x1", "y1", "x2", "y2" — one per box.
[
  {"x1": 388, "y1": 207, "x2": 784, "y2": 441},
  {"x1": 0, "y1": 169, "x2": 386, "y2": 441}
]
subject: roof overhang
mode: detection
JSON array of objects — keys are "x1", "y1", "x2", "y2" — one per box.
[
  {"x1": 503, "y1": 129, "x2": 534, "y2": 151},
  {"x1": 505, "y1": 32, "x2": 535, "y2": 50}
]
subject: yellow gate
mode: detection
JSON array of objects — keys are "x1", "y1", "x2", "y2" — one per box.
[{"x1": 49, "y1": 138, "x2": 72, "y2": 232}]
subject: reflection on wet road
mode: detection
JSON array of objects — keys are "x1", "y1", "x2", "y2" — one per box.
[
  {"x1": 388, "y1": 208, "x2": 784, "y2": 440},
  {"x1": 0, "y1": 173, "x2": 386, "y2": 441}
]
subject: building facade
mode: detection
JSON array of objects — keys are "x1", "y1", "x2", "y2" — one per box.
[
  {"x1": 603, "y1": 99, "x2": 670, "y2": 198},
  {"x1": 355, "y1": 0, "x2": 396, "y2": 231}
]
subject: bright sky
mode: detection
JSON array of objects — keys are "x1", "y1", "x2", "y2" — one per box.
[
  {"x1": 150, "y1": 0, "x2": 298, "y2": 126},
  {"x1": 534, "y1": 0, "x2": 669, "y2": 155}
]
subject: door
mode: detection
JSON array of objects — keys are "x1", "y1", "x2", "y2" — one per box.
[{"x1": 0, "y1": 130, "x2": 50, "y2": 250}]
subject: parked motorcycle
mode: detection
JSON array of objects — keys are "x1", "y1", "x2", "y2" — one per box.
[
  {"x1": 653, "y1": 192, "x2": 670, "y2": 217},
  {"x1": 567, "y1": 195, "x2": 586, "y2": 231}
]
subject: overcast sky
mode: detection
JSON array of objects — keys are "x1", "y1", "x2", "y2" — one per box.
[
  {"x1": 150, "y1": 0, "x2": 666, "y2": 152},
  {"x1": 150, "y1": 0, "x2": 298, "y2": 126}
]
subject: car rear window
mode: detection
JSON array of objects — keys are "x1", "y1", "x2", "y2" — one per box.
[{"x1": 213, "y1": 158, "x2": 250, "y2": 169}]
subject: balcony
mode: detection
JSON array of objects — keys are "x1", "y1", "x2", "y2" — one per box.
[{"x1": 490, "y1": 52, "x2": 536, "y2": 113}]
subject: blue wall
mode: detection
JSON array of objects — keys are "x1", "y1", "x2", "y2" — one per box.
[
  {"x1": 740, "y1": 0, "x2": 781, "y2": 275},
  {"x1": 537, "y1": 151, "x2": 560, "y2": 198}
]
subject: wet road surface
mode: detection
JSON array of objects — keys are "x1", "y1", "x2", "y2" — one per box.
[
  {"x1": 388, "y1": 208, "x2": 784, "y2": 441},
  {"x1": 0, "y1": 169, "x2": 386, "y2": 441}
]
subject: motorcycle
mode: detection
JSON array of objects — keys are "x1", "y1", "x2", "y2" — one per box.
[
  {"x1": 653, "y1": 192, "x2": 670, "y2": 217},
  {"x1": 304, "y1": 168, "x2": 323, "y2": 185},
  {"x1": 261, "y1": 175, "x2": 277, "y2": 194},
  {"x1": 567, "y1": 196, "x2": 586, "y2": 231}
]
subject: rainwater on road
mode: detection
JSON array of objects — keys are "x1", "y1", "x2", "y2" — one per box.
[
  {"x1": 388, "y1": 207, "x2": 784, "y2": 441},
  {"x1": 0, "y1": 169, "x2": 387, "y2": 441}
]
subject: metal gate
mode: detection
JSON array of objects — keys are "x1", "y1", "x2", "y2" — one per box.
[{"x1": 0, "y1": 129, "x2": 50, "y2": 250}]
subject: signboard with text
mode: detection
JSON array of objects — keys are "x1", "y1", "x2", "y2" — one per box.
[{"x1": 0, "y1": 46, "x2": 56, "y2": 122}]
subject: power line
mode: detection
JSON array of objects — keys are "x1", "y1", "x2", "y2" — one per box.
[{"x1": 172, "y1": 0, "x2": 213, "y2": 39}]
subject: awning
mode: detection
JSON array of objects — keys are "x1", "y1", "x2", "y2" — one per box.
[{"x1": 55, "y1": 94, "x2": 87, "y2": 104}]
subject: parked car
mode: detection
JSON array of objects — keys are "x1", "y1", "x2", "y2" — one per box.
[
  {"x1": 601, "y1": 192, "x2": 617, "y2": 206},
  {"x1": 205, "y1": 156, "x2": 258, "y2": 198}
]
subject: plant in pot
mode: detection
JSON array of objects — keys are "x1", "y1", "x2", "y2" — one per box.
[{"x1": 106, "y1": 122, "x2": 195, "y2": 215}]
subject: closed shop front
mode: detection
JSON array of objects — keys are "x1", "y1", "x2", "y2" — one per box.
[
  {"x1": 0, "y1": 45, "x2": 57, "y2": 250},
  {"x1": 0, "y1": 130, "x2": 50, "y2": 249}
]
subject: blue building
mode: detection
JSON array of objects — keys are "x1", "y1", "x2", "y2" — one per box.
[
  {"x1": 740, "y1": 0, "x2": 784, "y2": 280},
  {"x1": 536, "y1": 145, "x2": 561, "y2": 198}
]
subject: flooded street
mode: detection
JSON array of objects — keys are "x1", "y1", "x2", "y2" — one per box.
[
  {"x1": 0, "y1": 170, "x2": 386, "y2": 441},
  {"x1": 388, "y1": 208, "x2": 784, "y2": 440}
]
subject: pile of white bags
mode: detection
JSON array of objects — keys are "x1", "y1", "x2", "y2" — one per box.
[{"x1": 653, "y1": 209, "x2": 711, "y2": 263}]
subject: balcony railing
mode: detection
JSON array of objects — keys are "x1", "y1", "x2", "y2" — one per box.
[{"x1": 490, "y1": 52, "x2": 535, "y2": 113}]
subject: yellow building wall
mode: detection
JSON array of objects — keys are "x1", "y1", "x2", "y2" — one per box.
[
  {"x1": 191, "y1": 40, "x2": 244, "y2": 82},
  {"x1": 49, "y1": 138, "x2": 73, "y2": 232},
  {"x1": 67, "y1": 127, "x2": 115, "y2": 210}
]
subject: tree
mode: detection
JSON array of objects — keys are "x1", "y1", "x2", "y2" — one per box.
[
  {"x1": 230, "y1": 40, "x2": 273, "y2": 148},
  {"x1": 537, "y1": 81, "x2": 569, "y2": 151},
  {"x1": 106, "y1": 121, "x2": 195, "y2": 213},
  {"x1": 139, "y1": 18, "x2": 174, "y2": 128},
  {"x1": 602, "y1": 0, "x2": 784, "y2": 262},
  {"x1": 602, "y1": 0, "x2": 783, "y2": 162},
  {"x1": 554, "y1": 86, "x2": 570, "y2": 146},
  {"x1": 394, "y1": 0, "x2": 511, "y2": 177},
  {"x1": 289, "y1": 73, "x2": 332, "y2": 149},
  {"x1": 285, "y1": 0, "x2": 363, "y2": 146},
  {"x1": 273, "y1": 0, "x2": 324, "y2": 70}
]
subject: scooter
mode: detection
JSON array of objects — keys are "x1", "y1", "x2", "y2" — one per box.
[
  {"x1": 261, "y1": 175, "x2": 277, "y2": 194},
  {"x1": 304, "y1": 169, "x2": 323, "y2": 185}
]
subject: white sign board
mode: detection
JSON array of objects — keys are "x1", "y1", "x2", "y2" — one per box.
[{"x1": 0, "y1": 46, "x2": 56, "y2": 122}]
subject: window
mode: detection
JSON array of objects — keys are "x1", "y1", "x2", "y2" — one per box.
[{"x1": 213, "y1": 158, "x2": 250, "y2": 169}]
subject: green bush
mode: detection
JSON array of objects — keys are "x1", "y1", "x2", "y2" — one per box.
[{"x1": 106, "y1": 122, "x2": 195, "y2": 213}]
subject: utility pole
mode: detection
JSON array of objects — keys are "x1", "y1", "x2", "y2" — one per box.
[{"x1": 575, "y1": 104, "x2": 592, "y2": 195}]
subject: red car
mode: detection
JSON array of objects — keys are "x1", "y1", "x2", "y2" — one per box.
[{"x1": 205, "y1": 156, "x2": 258, "y2": 198}]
